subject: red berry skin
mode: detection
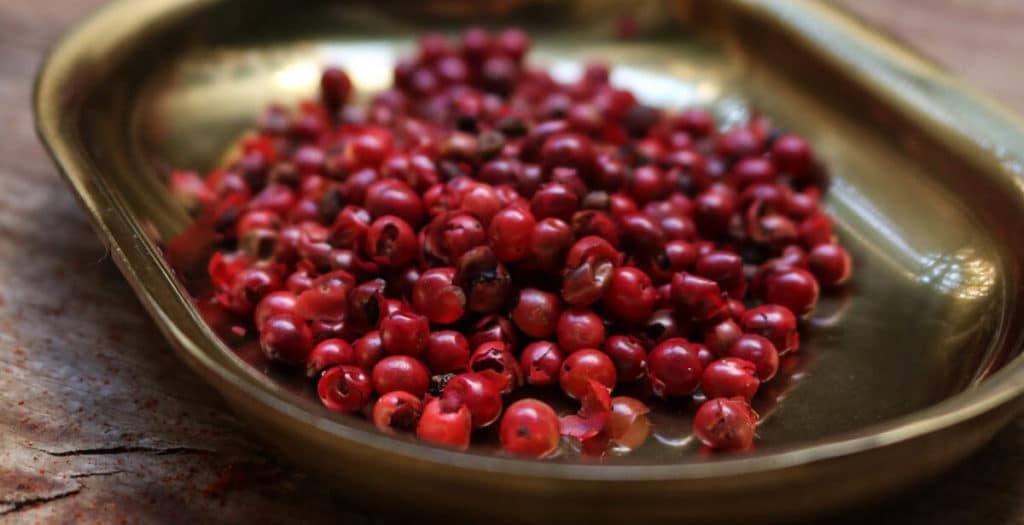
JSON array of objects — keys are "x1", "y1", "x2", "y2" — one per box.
[
  {"x1": 556, "y1": 307, "x2": 606, "y2": 353},
  {"x1": 425, "y1": 212, "x2": 486, "y2": 264},
  {"x1": 562, "y1": 236, "x2": 622, "y2": 306},
  {"x1": 559, "y1": 349, "x2": 616, "y2": 400},
  {"x1": 728, "y1": 334, "x2": 780, "y2": 381},
  {"x1": 763, "y1": 267, "x2": 820, "y2": 318},
  {"x1": 731, "y1": 157, "x2": 776, "y2": 188},
  {"x1": 380, "y1": 310, "x2": 430, "y2": 356},
  {"x1": 603, "y1": 335, "x2": 648, "y2": 384},
  {"x1": 468, "y1": 341, "x2": 522, "y2": 394},
  {"x1": 646, "y1": 338, "x2": 704, "y2": 398},
  {"x1": 603, "y1": 267, "x2": 657, "y2": 325},
  {"x1": 530, "y1": 182, "x2": 579, "y2": 222},
  {"x1": 259, "y1": 313, "x2": 314, "y2": 366},
  {"x1": 488, "y1": 206, "x2": 536, "y2": 262},
  {"x1": 318, "y1": 365, "x2": 373, "y2": 414},
  {"x1": 693, "y1": 187, "x2": 736, "y2": 238},
  {"x1": 468, "y1": 314, "x2": 519, "y2": 351},
  {"x1": 499, "y1": 399, "x2": 561, "y2": 458},
  {"x1": 455, "y1": 245, "x2": 512, "y2": 314},
  {"x1": 306, "y1": 338, "x2": 354, "y2": 378},
  {"x1": 724, "y1": 298, "x2": 747, "y2": 321},
  {"x1": 670, "y1": 272, "x2": 725, "y2": 322},
  {"x1": 442, "y1": 373, "x2": 503, "y2": 428},
  {"x1": 519, "y1": 341, "x2": 565, "y2": 387},
  {"x1": 296, "y1": 270, "x2": 355, "y2": 322},
  {"x1": 417, "y1": 397, "x2": 472, "y2": 450},
  {"x1": 704, "y1": 318, "x2": 743, "y2": 357},
  {"x1": 697, "y1": 345, "x2": 715, "y2": 368},
  {"x1": 460, "y1": 183, "x2": 504, "y2": 226},
  {"x1": 223, "y1": 266, "x2": 282, "y2": 315},
  {"x1": 365, "y1": 215, "x2": 417, "y2": 267},
  {"x1": 254, "y1": 291, "x2": 298, "y2": 329},
  {"x1": 807, "y1": 243, "x2": 852, "y2": 287},
  {"x1": 372, "y1": 355, "x2": 430, "y2": 398},
  {"x1": 740, "y1": 305, "x2": 799, "y2": 355},
  {"x1": 694, "y1": 250, "x2": 746, "y2": 299},
  {"x1": 627, "y1": 165, "x2": 667, "y2": 204},
  {"x1": 799, "y1": 213, "x2": 834, "y2": 247},
  {"x1": 772, "y1": 134, "x2": 812, "y2": 179},
  {"x1": 702, "y1": 358, "x2": 761, "y2": 402},
  {"x1": 365, "y1": 179, "x2": 424, "y2": 228},
  {"x1": 693, "y1": 397, "x2": 758, "y2": 451},
  {"x1": 617, "y1": 212, "x2": 666, "y2": 257},
  {"x1": 541, "y1": 132, "x2": 595, "y2": 174},
  {"x1": 526, "y1": 217, "x2": 573, "y2": 273},
  {"x1": 511, "y1": 288, "x2": 562, "y2": 338},
  {"x1": 412, "y1": 267, "x2": 466, "y2": 324},
  {"x1": 320, "y1": 66, "x2": 353, "y2": 109},
  {"x1": 372, "y1": 391, "x2": 423, "y2": 433},
  {"x1": 425, "y1": 330, "x2": 471, "y2": 374},
  {"x1": 352, "y1": 330, "x2": 385, "y2": 370}
]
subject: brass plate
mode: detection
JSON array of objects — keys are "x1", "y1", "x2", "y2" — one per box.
[{"x1": 35, "y1": 0, "x2": 1024, "y2": 522}]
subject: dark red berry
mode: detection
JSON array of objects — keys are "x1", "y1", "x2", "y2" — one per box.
[
  {"x1": 380, "y1": 310, "x2": 430, "y2": 356},
  {"x1": 366, "y1": 215, "x2": 417, "y2": 267},
  {"x1": 603, "y1": 335, "x2": 648, "y2": 384},
  {"x1": 468, "y1": 341, "x2": 522, "y2": 394},
  {"x1": 254, "y1": 291, "x2": 298, "y2": 328},
  {"x1": 511, "y1": 288, "x2": 562, "y2": 338},
  {"x1": 499, "y1": 399, "x2": 560, "y2": 457},
  {"x1": 372, "y1": 356, "x2": 430, "y2": 399},
  {"x1": 425, "y1": 330, "x2": 471, "y2": 374},
  {"x1": 412, "y1": 267, "x2": 466, "y2": 324},
  {"x1": 603, "y1": 267, "x2": 656, "y2": 325},
  {"x1": 808, "y1": 243, "x2": 852, "y2": 287},
  {"x1": 559, "y1": 349, "x2": 616, "y2": 400},
  {"x1": 373, "y1": 391, "x2": 423, "y2": 433},
  {"x1": 762, "y1": 267, "x2": 820, "y2": 318},
  {"x1": 704, "y1": 318, "x2": 743, "y2": 357},
  {"x1": 646, "y1": 338, "x2": 703, "y2": 398},
  {"x1": 318, "y1": 365, "x2": 372, "y2": 414},
  {"x1": 772, "y1": 134, "x2": 812, "y2": 179},
  {"x1": 417, "y1": 397, "x2": 472, "y2": 450},
  {"x1": 702, "y1": 358, "x2": 760, "y2": 402},
  {"x1": 530, "y1": 182, "x2": 580, "y2": 222},
  {"x1": 693, "y1": 397, "x2": 758, "y2": 451},
  {"x1": 442, "y1": 373, "x2": 503, "y2": 428},
  {"x1": 455, "y1": 245, "x2": 512, "y2": 314},
  {"x1": 365, "y1": 179, "x2": 424, "y2": 228},
  {"x1": 488, "y1": 205, "x2": 536, "y2": 262},
  {"x1": 259, "y1": 313, "x2": 313, "y2": 366},
  {"x1": 731, "y1": 157, "x2": 776, "y2": 188},
  {"x1": 307, "y1": 338, "x2": 354, "y2": 378},
  {"x1": 670, "y1": 272, "x2": 725, "y2": 322},
  {"x1": 519, "y1": 341, "x2": 565, "y2": 387},
  {"x1": 728, "y1": 334, "x2": 779, "y2": 381},
  {"x1": 562, "y1": 236, "x2": 622, "y2": 306},
  {"x1": 467, "y1": 314, "x2": 519, "y2": 350},
  {"x1": 352, "y1": 330, "x2": 385, "y2": 370},
  {"x1": 694, "y1": 250, "x2": 746, "y2": 299},
  {"x1": 556, "y1": 307, "x2": 606, "y2": 353}
]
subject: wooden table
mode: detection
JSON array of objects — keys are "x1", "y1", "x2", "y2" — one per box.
[{"x1": 2, "y1": 1, "x2": 1022, "y2": 523}]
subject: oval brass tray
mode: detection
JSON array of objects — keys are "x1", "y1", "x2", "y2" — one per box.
[{"x1": 35, "y1": 0, "x2": 1024, "y2": 523}]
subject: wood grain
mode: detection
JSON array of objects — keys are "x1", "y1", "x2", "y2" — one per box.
[{"x1": 1, "y1": 1, "x2": 1022, "y2": 523}]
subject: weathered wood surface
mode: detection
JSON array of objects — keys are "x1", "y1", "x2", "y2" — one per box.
[{"x1": 0, "y1": 1, "x2": 1021, "y2": 523}]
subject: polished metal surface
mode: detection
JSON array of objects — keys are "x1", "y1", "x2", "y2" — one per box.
[{"x1": 35, "y1": 0, "x2": 1024, "y2": 522}]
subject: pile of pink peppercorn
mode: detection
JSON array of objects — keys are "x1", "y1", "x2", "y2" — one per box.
[{"x1": 168, "y1": 27, "x2": 852, "y2": 458}]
